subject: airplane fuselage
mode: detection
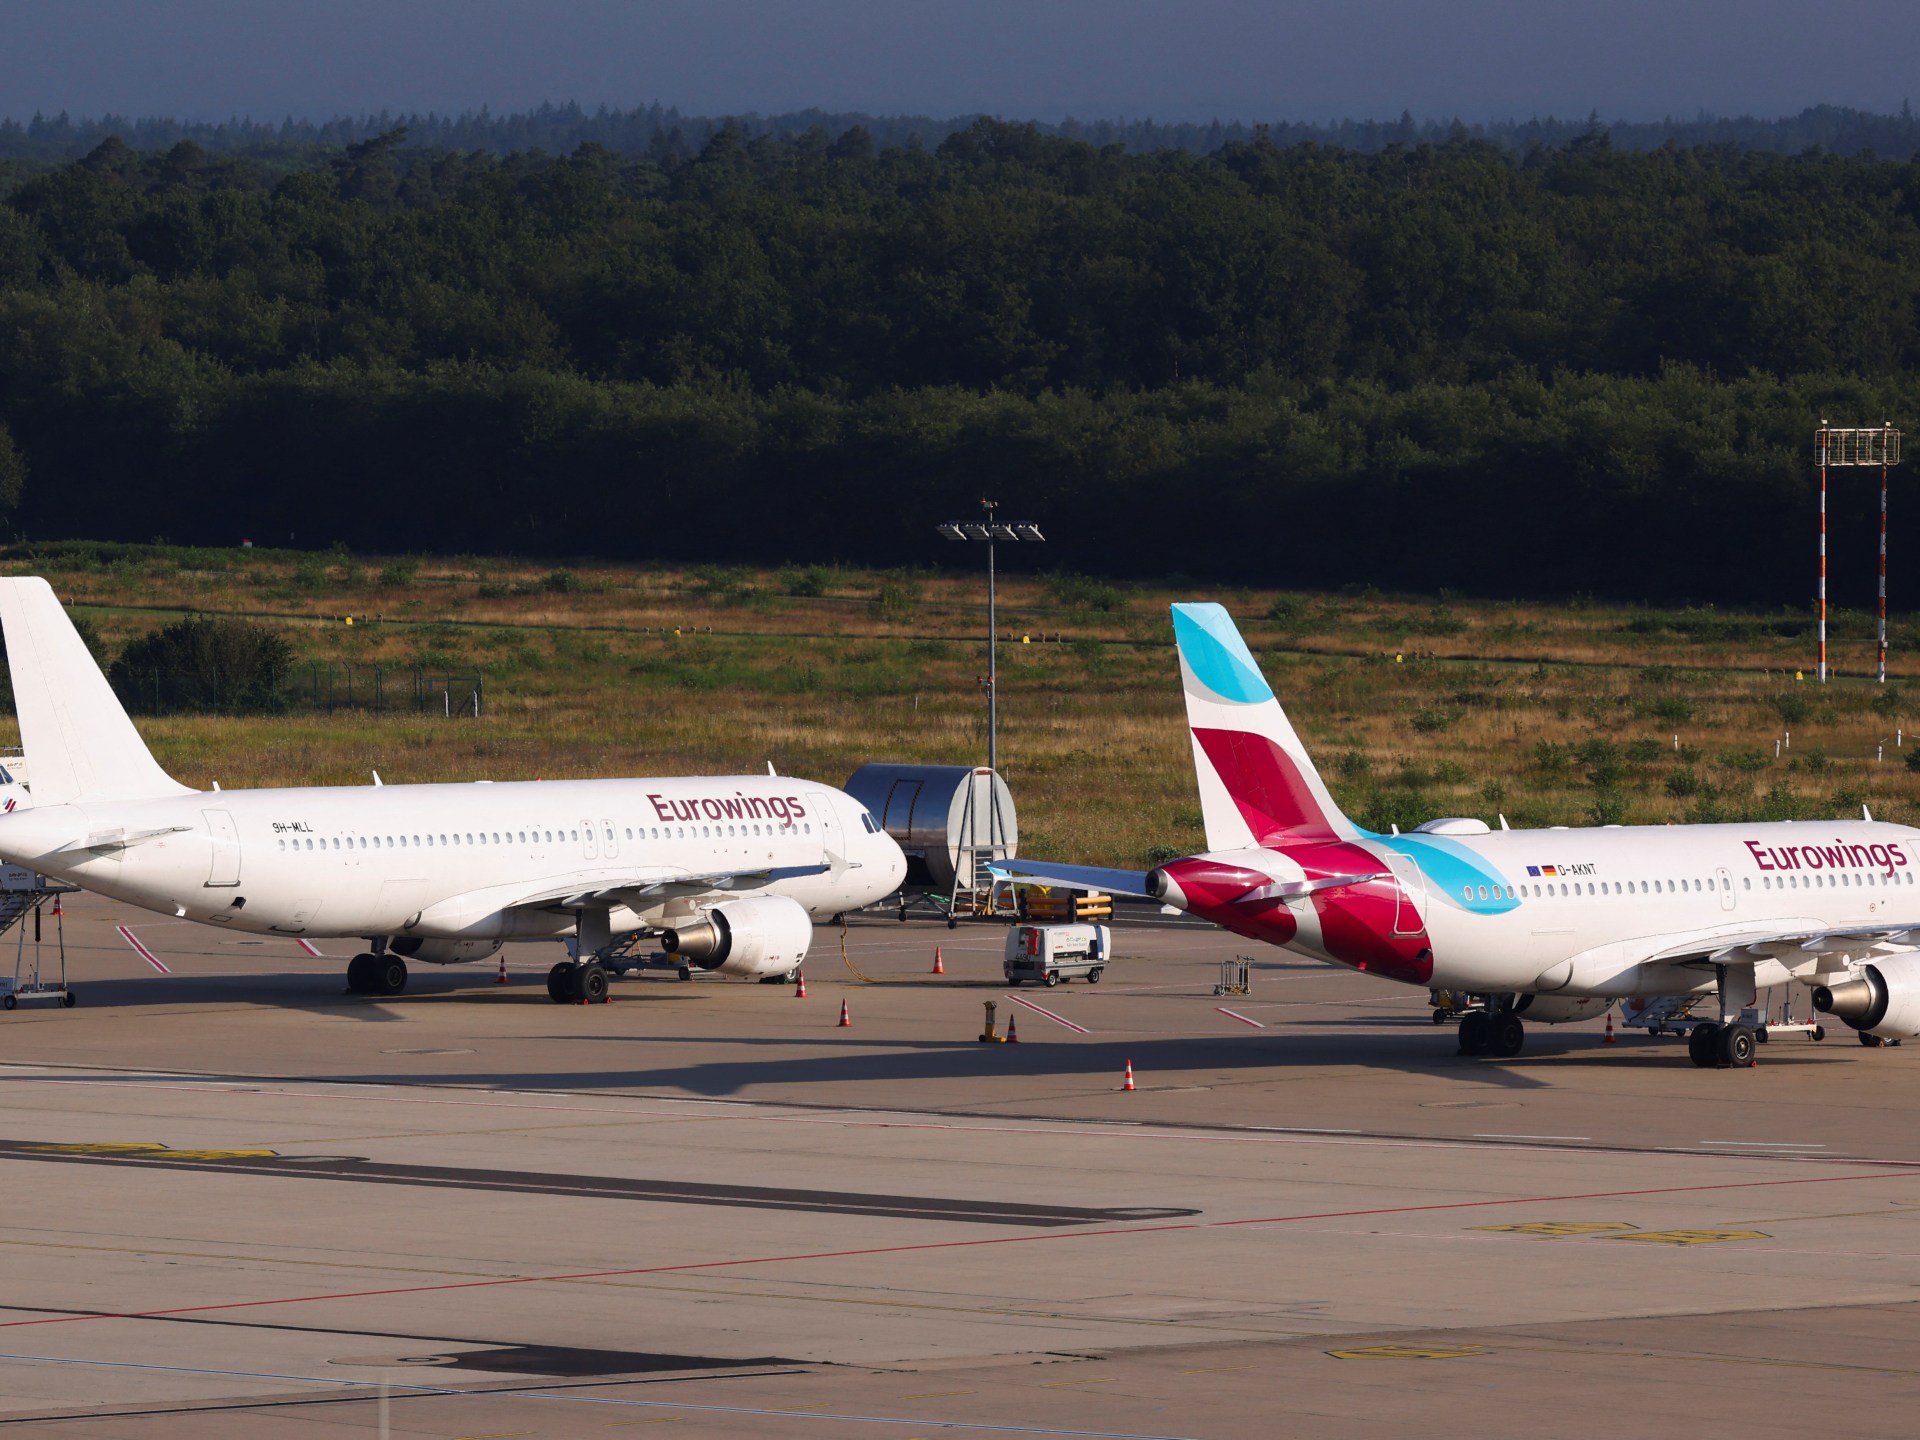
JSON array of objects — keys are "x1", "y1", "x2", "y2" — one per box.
[
  {"x1": 1160, "y1": 819, "x2": 1920, "y2": 999},
  {"x1": 0, "y1": 775, "x2": 906, "y2": 944}
]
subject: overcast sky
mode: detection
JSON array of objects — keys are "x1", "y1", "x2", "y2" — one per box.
[{"x1": 1, "y1": 0, "x2": 1915, "y2": 125}]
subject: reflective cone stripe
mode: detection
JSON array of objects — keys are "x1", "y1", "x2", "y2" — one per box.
[
  {"x1": 1121, "y1": 1059, "x2": 1135, "y2": 1091},
  {"x1": 495, "y1": 952, "x2": 508, "y2": 985},
  {"x1": 795, "y1": 971, "x2": 807, "y2": 998},
  {"x1": 838, "y1": 999, "x2": 851, "y2": 1027},
  {"x1": 1604, "y1": 1012, "x2": 1616, "y2": 1044},
  {"x1": 932, "y1": 946, "x2": 945, "y2": 975},
  {"x1": 1006, "y1": 1014, "x2": 1018, "y2": 1043}
]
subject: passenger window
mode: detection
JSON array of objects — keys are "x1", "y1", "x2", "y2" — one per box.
[{"x1": 277, "y1": 839, "x2": 285, "y2": 852}]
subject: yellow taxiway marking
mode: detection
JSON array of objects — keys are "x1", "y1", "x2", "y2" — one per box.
[
  {"x1": 23, "y1": 1142, "x2": 281, "y2": 1161},
  {"x1": 452, "y1": 1432, "x2": 533, "y2": 1439},
  {"x1": 607, "y1": 1421, "x2": 680, "y2": 1427},
  {"x1": 901, "y1": 1390, "x2": 975, "y2": 1399},
  {"x1": 1475, "y1": 1220, "x2": 1636, "y2": 1237},
  {"x1": 1608, "y1": 1229, "x2": 1770, "y2": 1246},
  {"x1": 1328, "y1": 1345, "x2": 1487, "y2": 1361}
]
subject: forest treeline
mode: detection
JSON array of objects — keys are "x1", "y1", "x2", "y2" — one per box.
[
  {"x1": 7, "y1": 101, "x2": 1920, "y2": 168},
  {"x1": 0, "y1": 120, "x2": 1916, "y2": 602}
]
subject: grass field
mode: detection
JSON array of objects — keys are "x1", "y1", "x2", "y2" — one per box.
[{"x1": 6, "y1": 540, "x2": 1919, "y2": 866}]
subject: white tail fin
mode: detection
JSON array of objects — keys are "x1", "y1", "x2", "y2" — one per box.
[
  {"x1": 0, "y1": 578, "x2": 192, "y2": 805},
  {"x1": 1170, "y1": 602, "x2": 1355, "y2": 849}
]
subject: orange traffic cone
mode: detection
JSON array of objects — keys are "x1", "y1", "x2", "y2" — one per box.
[
  {"x1": 794, "y1": 970, "x2": 807, "y2": 998},
  {"x1": 838, "y1": 999, "x2": 851, "y2": 1027},
  {"x1": 1006, "y1": 1014, "x2": 1019, "y2": 1043},
  {"x1": 932, "y1": 946, "x2": 945, "y2": 975},
  {"x1": 1604, "y1": 1011, "x2": 1617, "y2": 1045},
  {"x1": 1121, "y1": 1058, "x2": 1136, "y2": 1091},
  {"x1": 495, "y1": 952, "x2": 508, "y2": 985}
]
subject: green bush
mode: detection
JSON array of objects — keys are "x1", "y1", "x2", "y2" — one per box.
[{"x1": 108, "y1": 615, "x2": 297, "y2": 713}]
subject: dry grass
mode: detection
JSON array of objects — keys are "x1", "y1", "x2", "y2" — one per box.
[{"x1": 5, "y1": 543, "x2": 1918, "y2": 865}]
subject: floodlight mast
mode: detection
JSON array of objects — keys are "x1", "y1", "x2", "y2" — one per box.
[
  {"x1": 1815, "y1": 423, "x2": 1903, "y2": 683},
  {"x1": 935, "y1": 500, "x2": 1045, "y2": 772}
]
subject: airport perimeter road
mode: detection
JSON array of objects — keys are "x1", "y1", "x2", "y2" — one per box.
[{"x1": 3, "y1": 896, "x2": 1920, "y2": 1436}]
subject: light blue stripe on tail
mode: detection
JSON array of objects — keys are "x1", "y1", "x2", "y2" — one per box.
[{"x1": 1171, "y1": 603, "x2": 1274, "y2": 705}]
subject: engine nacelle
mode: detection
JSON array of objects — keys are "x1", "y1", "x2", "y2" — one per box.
[
  {"x1": 1813, "y1": 954, "x2": 1920, "y2": 1038},
  {"x1": 660, "y1": 895, "x2": 812, "y2": 979},
  {"x1": 1514, "y1": 993, "x2": 1612, "y2": 1025},
  {"x1": 389, "y1": 936, "x2": 504, "y2": 966}
]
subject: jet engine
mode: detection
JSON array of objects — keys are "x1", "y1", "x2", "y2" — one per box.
[
  {"x1": 1514, "y1": 993, "x2": 1613, "y2": 1025},
  {"x1": 660, "y1": 895, "x2": 812, "y2": 979},
  {"x1": 389, "y1": 936, "x2": 504, "y2": 966},
  {"x1": 1813, "y1": 954, "x2": 1920, "y2": 1038}
]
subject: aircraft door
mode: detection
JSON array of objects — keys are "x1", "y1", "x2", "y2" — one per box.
[
  {"x1": 1716, "y1": 865, "x2": 1735, "y2": 911},
  {"x1": 204, "y1": 808, "x2": 241, "y2": 887},
  {"x1": 581, "y1": 818, "x2": 598, "y2": 860},
  {"x1": 1385, "y1": 853, "x2": 1425, "y2": 936}
]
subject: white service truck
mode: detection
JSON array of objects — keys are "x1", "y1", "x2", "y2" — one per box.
[{"x1": 1003, "y1": 923, "x2": 1111, "y2": 987}]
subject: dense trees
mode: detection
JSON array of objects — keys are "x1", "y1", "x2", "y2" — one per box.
[{"x1": 0, "y1": 120, "x2": 1917, "y2": 601}]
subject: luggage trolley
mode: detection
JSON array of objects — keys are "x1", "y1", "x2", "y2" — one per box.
[{"x1": 0, "y1": 865, "x2": 81, "y2": 1011}]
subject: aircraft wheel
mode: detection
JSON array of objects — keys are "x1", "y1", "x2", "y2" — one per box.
[
  {"x1": 1688, "y1": 1023, "x2": 1720, "y2": 1067},
  {"x1": 547, "y1": 962, "x2": 575, "y2": 1003},
  {"x1": 579, "y1": 963, "x2": 609, "y2": 1004},
  {"x1": 375, "y1": 958, "x2": 408, "y2": 996},
  {"x1": 1486, "y1": 1012, "x2": 1525, "y2": 1058},
  {"x1": 346, "y1": 953, "x2": 378, "y2": 994},
  {"x1": 1719, "y1": 1023, "x2": 1757, "y2": 1068},
  {"x1": 1457, "y1": 1012, "x2": 1490, "y2": 1056}
]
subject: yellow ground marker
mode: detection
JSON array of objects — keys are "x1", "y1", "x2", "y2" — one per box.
[
  {"x1": 1327, "y1": 1344, "x2": 1487, "y2": 1360},
  {"x1": 1475, "y1": 1220, "x2": 1637, "y2": 1237},
  {"x1": 1609, "y1": 1229, "x2": 1770, "y2": 1245},
  {"x1": 26, "y1": 1142, "x2": 281, "y2": 1160}
]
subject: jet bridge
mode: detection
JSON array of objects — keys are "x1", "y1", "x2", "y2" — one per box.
[{"x1": 845, "y1": 763, "x2": 1017, "y2": 920}]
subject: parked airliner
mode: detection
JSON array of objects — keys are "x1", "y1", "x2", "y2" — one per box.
[
  {"x1": 1002, "y1": 602, "x2": 1920, "y2": 1067},
  {"x1": 0, "y1": 578, "x2": 906, "y2": 1001}
]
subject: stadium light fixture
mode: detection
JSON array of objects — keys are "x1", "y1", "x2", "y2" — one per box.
[{"x1": 933, "y1": 499, "x2": 1046, "y2": 773}]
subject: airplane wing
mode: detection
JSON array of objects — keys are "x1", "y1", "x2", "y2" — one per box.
[
  {"x1": 1646, "y1": 921, "x2": 1920, "y2": 967},
  {"x1": 990, "y1": 859, "x2": 1157, "y2": 898},
  {"x1": 516, "y1": 863, "x2": 834, "y2": 911}
]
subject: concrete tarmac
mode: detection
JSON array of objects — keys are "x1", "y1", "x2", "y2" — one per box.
[{"x1": 2, "y1": 892, "x2": 1919, "y2": 1437}]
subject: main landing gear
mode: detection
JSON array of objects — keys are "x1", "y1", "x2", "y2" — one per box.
[
  {"x1": 1687, "y1": 961, "x2": 1762, "y2": 1068},
  {"x1": 346, "y1": 950, "x2": 407, "y2": 996},
  {"x1": 547, "y1": 960, "x2": 610, "y2": 1004},
  {"x1": 1458, "y1": 1005, "x2": 1526, "y2": 1059}
]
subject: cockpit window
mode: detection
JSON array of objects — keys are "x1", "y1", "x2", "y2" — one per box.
[
  {"x1": 859, "y1": 810, "x2": 881, "y2": 834},
  {"x1": 0, "y1": 765, "x2": 13, "y2": 784}
]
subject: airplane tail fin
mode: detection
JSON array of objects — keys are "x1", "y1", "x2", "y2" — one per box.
[
  {"x1": 0, "y1": 578, "x2": 192, "y2": 805},
  {"x1": 1171, "y1": 602, "x2": 1355, "y2": 849}
]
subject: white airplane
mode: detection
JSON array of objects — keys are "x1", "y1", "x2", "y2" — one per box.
[
  {"x1": 1002, "y1": 602, "x2": 1920, "y2": 1068},
  {"x1": 0, "y1": 578, "x2": 907, "y2": 1001}
]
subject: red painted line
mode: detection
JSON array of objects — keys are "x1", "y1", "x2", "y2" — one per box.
[
  {"x1": 115, "y1": 927, "x2": 169, "y2": 975},
  {"x1": 2, "y1": 1166, "x2": 1913, "y2": 1332},
  {"x1": 295, "y1": 939, "x2": 323, "y2": 958},
  {"x1": 1003, "y1": 993, "x2": 1090, "y2": 1034},
  {"x1": 1215, "y1": 1007, "x2": 1265, "y2": 1028}
]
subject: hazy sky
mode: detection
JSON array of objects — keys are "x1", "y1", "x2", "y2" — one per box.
[{"x1": 2, "y1": 0, "x2": 1915, "y2": 124}]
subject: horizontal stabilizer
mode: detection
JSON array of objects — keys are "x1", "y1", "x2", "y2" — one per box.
[{"x1": 990, "y1": 859, "x2": 1155, "y2": 898}]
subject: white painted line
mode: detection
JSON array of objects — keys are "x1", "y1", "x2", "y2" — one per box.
[
  {"x1": 1215, "y1": 1007, "x2": 1265, "y2": 1028},
  {"x1": 1475, "y1": 1134, "x2": 1591, "y2": 1141},
  {"x1": 1003, "y1": 993, "x2": 1091, "y2": 1034},
  {"x1": 115, "y1": 927, "x2": 169, "y2": 974},
  {"x1": 1702, "y1": 1141, "x2": 1827, "y2": 1149}
]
